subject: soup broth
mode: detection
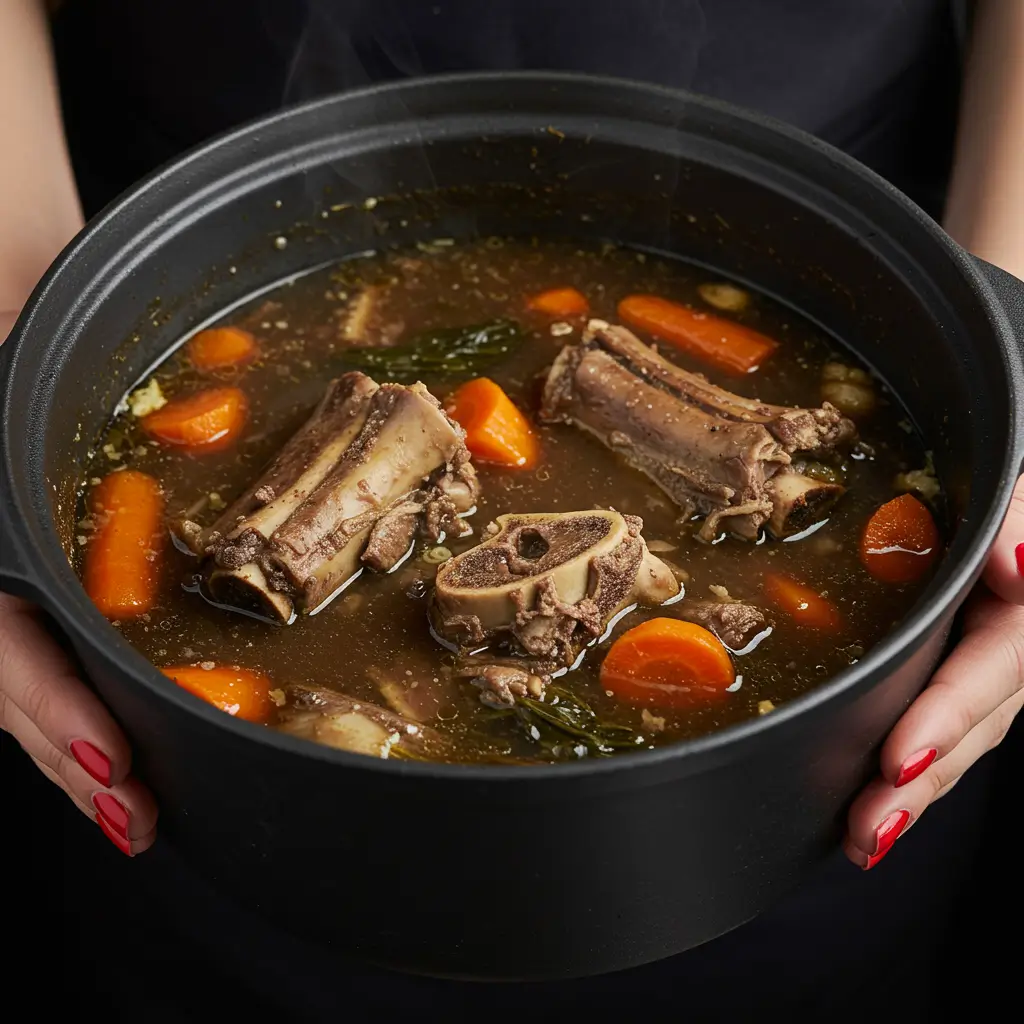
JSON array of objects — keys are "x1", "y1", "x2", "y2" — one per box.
[{"x1": 75, "y1": 239, "x2": 943, "y2": 763}]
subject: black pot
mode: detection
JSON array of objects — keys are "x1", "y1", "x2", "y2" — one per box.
[{"x1": 2, "y1": 73, "x2": 1023, "y2": 981}]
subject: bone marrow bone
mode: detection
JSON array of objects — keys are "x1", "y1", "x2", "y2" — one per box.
[
  {"x1": 540, "y1": 320, "x2": 853, "y2": 540},
  {"x1": 182, "y1": 372, "x2": 479, "y2": 621},
  {"x1": 430, "y1": 509, "x2": 679, "y2": 666}
]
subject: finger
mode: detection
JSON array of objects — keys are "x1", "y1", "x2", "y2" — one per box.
[
  {"x1": 0, "y1": 594, "x2": 131, "y2": 786},
  {"x1": 982, "y1": 473, "x2": 1024, "y2": 605},
  {"x1": 876, "y1": 594, "x2": 1024, "y2": 786},
  {"x1": 7, "y1": 697, "x2": 159, "y2": 852},
  {"x1": 846, "y1": 686, "x2": 1024, "y2": 865}
]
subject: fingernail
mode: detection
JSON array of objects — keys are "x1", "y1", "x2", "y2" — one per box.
[
  {"x1": 1016, "y1": 543, "x2": 1024, "y2": 576},
  {"x1": 96, "y1": 811, "x2": 132, "y2": 855},
  {"x1": 92, "y1": 792, "x2": 130, "y2": 840},
  {"x1": 865, "y1": 809, "x2": 911, "y2": 870},
  {"x1": 70, "y1": 739, "x2": 112, "y2": 787},
  {"x1": 895, "y1": 747, "x2": 937, "y2": 787}
]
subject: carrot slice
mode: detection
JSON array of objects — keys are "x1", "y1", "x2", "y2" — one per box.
[
  {"x1": 141, "y1": 386, "x2": 248, "y2": 453},
  {"x1": 618, "y1": 293, "x2": 778, "y2": 374},
  {"x1": 601, "y1": 618, "x2": 735, "y2": 708},
  {"x1": 859, "y1": 494, "x2": 941, "y2": 584},
  {"x1": 763, "y1": 573, "x2": 841, "y2": 632},
  {"x1": 187, "y1": 326, "x2": 258, "y2": 371},
  {"x1": 526, "y1": 287, "x2": 590, "y2": 318},
  {"x1": 162, "y1": 665, "x2": 272, "y2": 724},
  {"x1": 83, "y1": 470, "x2": 165, "y2": 619},
  {"x1": 445, "y1": 377, "x2": 538, "y2": 468}
]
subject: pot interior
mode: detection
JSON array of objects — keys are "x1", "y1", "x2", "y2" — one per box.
[{"x1": 8, "y1": 75, "x2": 1011, "y2": 642}]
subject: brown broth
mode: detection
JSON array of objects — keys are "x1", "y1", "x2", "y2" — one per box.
[{"x1": 75, "y1": 239, "x2": 942, "y2": 763}]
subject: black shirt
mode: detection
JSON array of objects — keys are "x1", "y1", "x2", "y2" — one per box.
[{"x1": 54, "y1": 0, "x2": 963, "y2": 217}]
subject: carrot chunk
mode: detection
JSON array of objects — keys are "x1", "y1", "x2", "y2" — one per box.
[
  {"x1": 763, "y1": 573, "x2": 841, "y2": 632},
  {"x1": 161, "y1": 665, "x2": 272, "y2": 724},
  {"x1": 526, "y1": 287, "x2": 590, "y2": 318},
  {"x1": 445, "y1": 377, "x2": 538, "y2": 468},
  {"x1": 859, "y1": 494, "x2": 941, "y2": 584},
  {"x1": 618, "y1": 293, "x2": 778, "y2": 374},
  {"x1": 601, "y1": 618, "x2": 735, "y2": 708},
  {"x1": 141, "y1": 386, "x2": 248, "y2": 453},
  {"x1": 187, "y1": 326, "x2": 258, "y2": 371},
  {"x1": 83, "y1": 470, "x2": 165, "y2": 619}
]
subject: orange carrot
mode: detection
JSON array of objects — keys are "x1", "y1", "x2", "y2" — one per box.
[
  {"x1": 763, "y1": 573, "x2": 841, "y2": 632},
  {"x1": 618, "y1": 293, "x2": 779, "y2": 374},
  {"x1": 187, "y1": 326, "x2": 258, "y2": 371},
  {"x1": 141, "y1": 386, "x2": 248, "y2": 453},
  {"x1": 601, "y1": 618, "x2": 735, "y2": 708},
  {"x1": 83, "y1": 470, "x2": 165, "y2": 619},
  {"x1": 161, "y1": 664, "x2": 272, "y2": 724},
  {"x1": 445, "y1": 377, "x2": 538, "y2": 468},
  {"x1": 526, "y1": 287, "x2": 590, "y2": 318},
  {"x1": 860, "y1": 494, "x2": 940, "y2": 584}
]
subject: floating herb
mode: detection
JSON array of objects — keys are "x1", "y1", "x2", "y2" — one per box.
[
  {"x1": 515, "y1": 686, "x2": 641, "y2": 756},
  {"x1": 341, "y1": 318, "x2": 522, "y2": 380}
]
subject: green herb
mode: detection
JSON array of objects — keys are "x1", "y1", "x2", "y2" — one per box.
[
  {"x1": 341, "y1": 319, "x2": 522, "y2": 380},
  {"x1": 515, "y1": 685, "x2": 641, "y2": 756}
]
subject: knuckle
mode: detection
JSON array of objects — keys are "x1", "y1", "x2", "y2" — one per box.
[
  {"x1": 989, "y1": 702, "x2": 1021, "y2": 750},
  {"x1": 21, "y1": 673, "x2": 53, "y2": 728}
]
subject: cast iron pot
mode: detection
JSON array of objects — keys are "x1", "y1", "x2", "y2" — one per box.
[{"x1": 2, "y1": 73, "x2": 1023, "y2": 981}]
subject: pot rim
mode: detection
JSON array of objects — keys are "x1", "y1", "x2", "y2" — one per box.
[{"x1": 4, "y1": 70, "x2": 1021, "y2": 783}]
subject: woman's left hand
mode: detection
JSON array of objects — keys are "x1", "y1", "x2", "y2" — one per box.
[{"x1": 845, "y1": 474, "x2": 1024, "y2": 869}]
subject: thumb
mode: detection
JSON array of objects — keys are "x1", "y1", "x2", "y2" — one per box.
[{"x1": 982, "y1": 473, "x2": 1024, "y2": 605}]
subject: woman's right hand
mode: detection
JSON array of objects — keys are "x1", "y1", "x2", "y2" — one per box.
[{"x1": 0, "y1": 592, "x2": 159, "y2": 854}]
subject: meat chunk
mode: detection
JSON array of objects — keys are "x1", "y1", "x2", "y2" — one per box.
[
  {"x1": 275, "y1": 683, "x2": 443, "y2": 759},
  {"x1": 430, "y1": 509, "x2": 679, "y2": 666},
  {"x1": 680, "y1": 600, "x2": 771, "y2": 651},
  {"x1": 180, "y1": 372, "x2": 479, "y2": 621},
  {"x1": 448, "y1": 654, "x2": 562, "y2": 708},
  {"x1": 540, "y1": 320, "x2": 854, "y2": 540}
]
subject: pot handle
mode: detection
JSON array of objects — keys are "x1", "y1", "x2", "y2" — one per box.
[
  {"x1": 972, "y1": 256, "x2": 1024, "y2": 344},
  {"x1": 973, "y1": 257, "x2": 1024, "y2": 465},
  {"x1": 0, "y1": 339, "x2": 47, "y2": 603}
]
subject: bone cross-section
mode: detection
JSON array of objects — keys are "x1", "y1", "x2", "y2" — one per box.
[{"x1": 430, "y1": 509, "x2": 679, "y2": 665}]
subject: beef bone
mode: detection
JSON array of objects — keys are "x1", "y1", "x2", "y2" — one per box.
[
  {"x1": 540, "y1": 320, "x2": 854, "y2": 540},
  {"x1": 177, "y1": 371, "x2": 479, "y2": 621},
  {"x1": 430, "y1": 510, "x2": 679, "y2": 679},
  {"x1": 275, "y1": 683, "x2": 444, "y2": 759}
]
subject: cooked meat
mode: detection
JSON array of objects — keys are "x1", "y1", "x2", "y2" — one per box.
[
  {"x1": 275, "y1": 683, "x2": 441, "y2": 758},
  {"x1": 190, "y1": 372, "x2": 479, "y2": 621},
  {"x1": 449, "y1": 654, "x2": 561, "y2": 708},
  {"x1": 681, "y1": 600, "x2": 770, "y2": 651},
  {"x1": 540, "y1": 320, "x2": 855, "y2": 540},
  {"x1": 361, "y1": 499, "x2": 421, "y2": 572},
  {"x1": 430, "y1": 509, "x2": 679, "y2": 664}
]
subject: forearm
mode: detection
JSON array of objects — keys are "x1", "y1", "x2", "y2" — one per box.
[
  {"x1": 944, "y1": 0, "x2": 1024, "y2": 280},
  {"x1": 0, "y1": 0, "x2": 83, "y2": 322}
]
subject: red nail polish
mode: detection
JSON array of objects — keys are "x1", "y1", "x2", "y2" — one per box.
[
  {"x1": 865, "y1": 809, "x2": 911, "y2": 870},
  {"x1": 1016, "y1": 543, "x2": 1024, "y2": 577},
  {"x1": 96, "y1": 810, "x2": 132, "y2": 856},
  {"x1": 896, "y1": 747, "x2": 937, "y2": 787},
  {"x1": 70, "y1": 739, "x2": 112, "y2": 787},
  {"x1": 92, "y1": 793, "x2": 130, "y2": 840}
]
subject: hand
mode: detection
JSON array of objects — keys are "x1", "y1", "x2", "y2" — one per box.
[
  {"x1": 844, "y1": 474, "x2": 1024, "y2": 868},
  {"x1": 0, "y1": 594, "x2": 159, "y2": 854}
]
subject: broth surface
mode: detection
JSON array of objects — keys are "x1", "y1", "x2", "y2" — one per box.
[{"x1": 76, "y1": 240, "x2": 942, "y2": 762}]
